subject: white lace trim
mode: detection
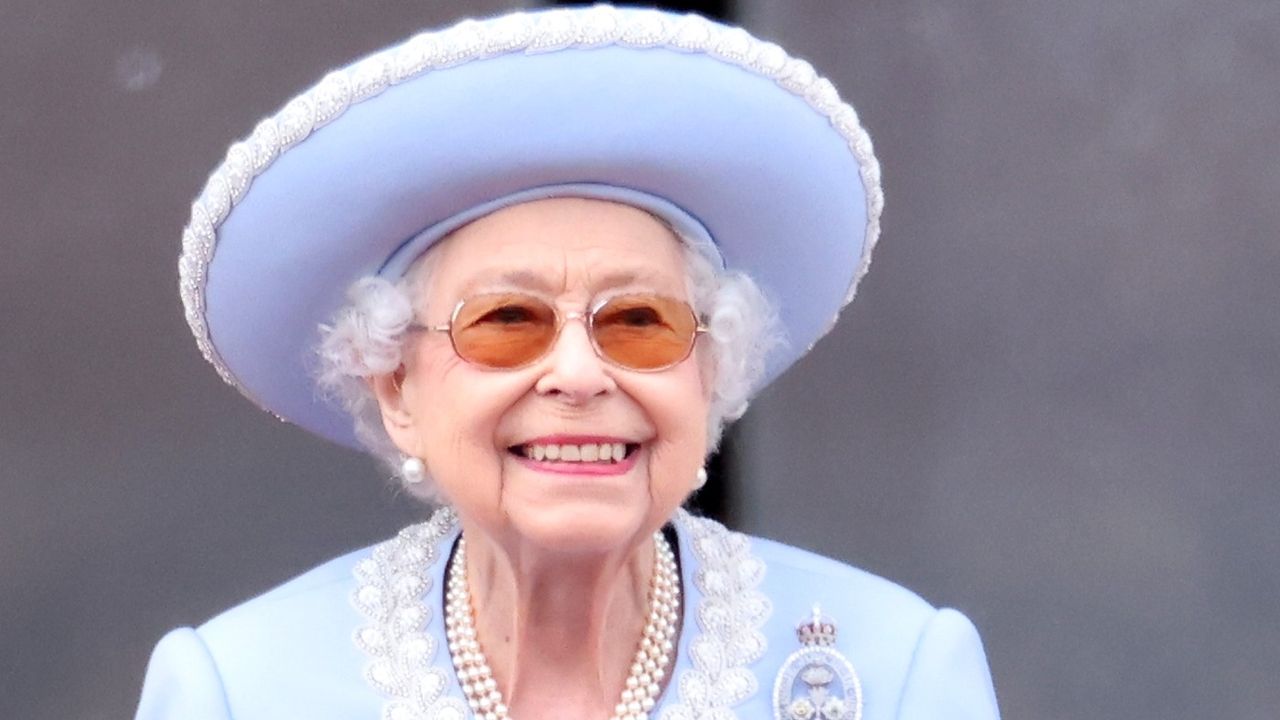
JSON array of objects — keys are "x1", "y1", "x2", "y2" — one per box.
[
  {"x1": 351, "y1": 507, "x2": 469, "y2": 720},
  {"x1": 178, "y1": 4, "x2": 884, "y2": 405},
  {"x1": 660, "y1": 513, "x2": 772, "y2": 720},
  {"x1": 350, "y1": 508, "x2": 771, "y2": 720}
]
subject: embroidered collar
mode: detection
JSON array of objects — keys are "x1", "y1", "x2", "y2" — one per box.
[{"x1": 351, "y1": 508, "x2": 771, "y2": 720}]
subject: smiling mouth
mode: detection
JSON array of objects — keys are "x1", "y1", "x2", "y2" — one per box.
[{"x1": 508, "y1": 442, "x2": 640, "y2": 464}]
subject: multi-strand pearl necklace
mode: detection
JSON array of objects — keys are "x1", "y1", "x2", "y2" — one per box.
[{"x1": 444, "y1": 533, "x2": 681, "y2": 720}]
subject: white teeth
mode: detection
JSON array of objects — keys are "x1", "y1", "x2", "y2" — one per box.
[{"x1": 519, "y1": 442, "x2": 632, "y2": 463}]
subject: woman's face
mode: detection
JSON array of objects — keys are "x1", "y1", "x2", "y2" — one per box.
[{"x1": 382, "y1": 197, "x2": 710, "y2": 555}]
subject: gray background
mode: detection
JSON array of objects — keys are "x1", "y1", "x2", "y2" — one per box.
[{"x1": 2, "y1": 1, "x2": 1277, "y2": 718}]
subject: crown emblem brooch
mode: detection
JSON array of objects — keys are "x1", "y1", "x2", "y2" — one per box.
[{"x1": 772, "y1": 605, "x2": 863, "y2": 720}]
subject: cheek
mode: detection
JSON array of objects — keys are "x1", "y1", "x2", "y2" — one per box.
[
  {"x1": 414, "y1": 384, "x2": 512, "y2": 513},
  {"x1": 674, "y1": 358, "x2": 713, "y2": 439},
  {"x1": 641, "y1": 366, "x2": 711, "y2": 494},
  {"x1": 408, "y1": 355, "x2": 524, "y2": 476}
]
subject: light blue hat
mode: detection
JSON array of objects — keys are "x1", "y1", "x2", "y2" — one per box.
[{"x1": 179, "y1": 5, "x2": 884, "y2": 448}]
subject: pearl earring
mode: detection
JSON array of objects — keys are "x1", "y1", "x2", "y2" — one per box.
[
  {"x1": 401, "y1": 456, "x2": 426, "y2": 485},
  {"x1": 694, "y1": 467, "x2": 708, "y2": 489}
]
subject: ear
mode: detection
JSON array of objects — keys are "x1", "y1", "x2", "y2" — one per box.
[{"x1": 368, "y1": 365, "x2": 420, "y2": 456}]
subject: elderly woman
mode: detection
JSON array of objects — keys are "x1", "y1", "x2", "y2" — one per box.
[{"x1": 139, "y1": 6, "x2": 999, "y2": 720}]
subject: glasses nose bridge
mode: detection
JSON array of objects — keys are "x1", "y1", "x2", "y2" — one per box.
[
  {"x1": 536, "y1": 304, "x2": 616, "y2": 402},
  {"x1": 550, "y1": 306, "x2": 600, "y2": 358},
  {"x1": 561, "y1": 308, "x2": 590, "y2": 325}
]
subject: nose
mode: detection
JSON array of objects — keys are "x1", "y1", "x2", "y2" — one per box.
[{"x1": 533, "y1": 316, "x2": 616, "y2": 402}]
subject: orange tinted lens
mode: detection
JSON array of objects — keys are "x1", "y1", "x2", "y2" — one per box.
[
  {"x1": 451, "y1": 294, "x2": 557, "y2": 368},
  {"x1": 591, "y1": 295, "x2": 699, "y2": 370}
]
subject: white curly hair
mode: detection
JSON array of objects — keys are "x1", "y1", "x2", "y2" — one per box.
[{"x1": 314, "y1": 229, "x2": 783, "y2": 495}]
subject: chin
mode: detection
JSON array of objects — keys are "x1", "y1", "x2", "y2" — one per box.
[{"x1": 502, "y1": 500, "x2": 655, "y2": 556}]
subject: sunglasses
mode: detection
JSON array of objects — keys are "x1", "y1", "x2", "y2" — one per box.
[{"x1": 409, "y1": 292, "x2": 707, "y2": 372}]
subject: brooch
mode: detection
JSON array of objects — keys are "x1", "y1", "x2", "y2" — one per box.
[{"x1": 772, "y1": 605, "x2": 863, "y2": 720}]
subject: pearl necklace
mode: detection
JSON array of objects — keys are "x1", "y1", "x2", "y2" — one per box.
[{"x1": 445, "y1": 532, "x2": 681, "y2": 720}]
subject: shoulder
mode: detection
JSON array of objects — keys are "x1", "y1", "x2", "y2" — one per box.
[
  {"x1": 203, "y1": 546, "x2": 377, "y2": 709},
  {"x1": 752, "y1": 534, "x2": 1000, "y2": 719},
  {"x1": 749, "y1": 533, "x2": 938, "y2": 624},
  {"x1": 684, "y1": 519, "x2": 1000, "y2": 720},
  {"x1": 747, "y1": 535, "x2": 937, "y2": 715},
  {"x1": 199, "y1": 545, "x2": 369, "y2": 643},
  {"x1": 136, "y1": 545, "x2": 384, "y2": 720}
]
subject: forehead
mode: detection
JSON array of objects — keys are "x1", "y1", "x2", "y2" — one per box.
[{"x1": 425, "y1": 197, "x2": 689, "y2": 298}]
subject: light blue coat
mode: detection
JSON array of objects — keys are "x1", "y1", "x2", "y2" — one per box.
[{"x1": 137, "y1": 511, "x2": 999, "y2": 719}]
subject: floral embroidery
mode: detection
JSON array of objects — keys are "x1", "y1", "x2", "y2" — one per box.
[
  {"x1": 661, "y1": 513, "x2": 771, "y2": 720},
  {"x1": 351, "y1": 507, "x2": 468, "y2": 720}
]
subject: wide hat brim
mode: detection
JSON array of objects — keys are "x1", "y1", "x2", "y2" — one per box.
[{"x1": 179, "y1": 6, "x2": 883, "y2": 449}]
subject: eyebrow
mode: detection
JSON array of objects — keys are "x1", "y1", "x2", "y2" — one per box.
[
  {"x1": 460, "y1": 267, "x2": 675, "y2": 295},
  {"x1": 461, "y1": 269, "x2": 558, "y2": 294}
]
